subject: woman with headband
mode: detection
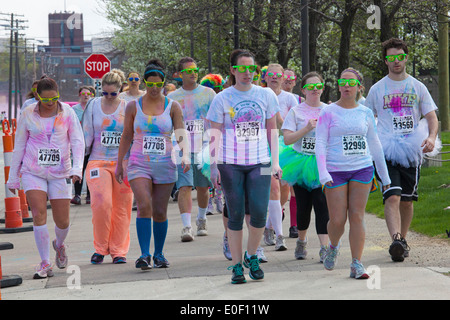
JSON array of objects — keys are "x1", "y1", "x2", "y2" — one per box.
[
  {"x1": 115, "y1": 59, "x2": 190, "y2": 270},
  {"x1": 315, "y1": 67, "x2": 391, "y2": 279},
  {"x1": 83, "y1": 69, "x2": 133, "y2": 265}
]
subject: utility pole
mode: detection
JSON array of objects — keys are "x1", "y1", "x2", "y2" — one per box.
[
  {"x1": 438, "y1": 2, "x2": 449, "y2": 131},
  {"x1": 301, "y1": 0, "x2": 309, "y2": 76},
  {"x1": 233, "y1": 0, "x2": 239, "y2": 49}
]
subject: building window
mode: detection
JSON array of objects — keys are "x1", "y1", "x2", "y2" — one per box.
[
  {"x1": 65, "y1": 67, "x2": 81, "y2": 75},
  {"x1": 64, "y1": 57, "x2": 80, "y2": 65}
]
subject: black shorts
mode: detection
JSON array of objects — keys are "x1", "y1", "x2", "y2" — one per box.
[{"x1": 381, "y1": 160, "x2": 421, "y2": 203}]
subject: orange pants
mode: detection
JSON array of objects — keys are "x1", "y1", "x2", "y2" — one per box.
[{"x1": 86, "y1": 160, "x2": 133, "y2": 258}]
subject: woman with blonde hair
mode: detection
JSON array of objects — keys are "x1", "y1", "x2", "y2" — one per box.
[{"x1": 82, "y1": 69, "x2": 133, "y2": 264}]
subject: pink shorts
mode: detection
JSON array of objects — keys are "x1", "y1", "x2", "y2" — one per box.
[{"x1": 21, "y1": 172, "x2": 72, "y2": 200}]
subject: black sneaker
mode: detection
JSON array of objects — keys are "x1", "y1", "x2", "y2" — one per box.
[
  {"x1": 153, "y1": 253, "x2": 170, "y2": 268},
  {"x1": 228, "y1": 263, "x2": 246, "y2": 284},
  {"x1": 243, "y1": 251, "x2": 264, "y2": 280},
  {"x1": 289, "y1": 225, "x2": 298, "y2": 238},
  {"x1": 90, "y1": 253, "x2": 104, "y2": 264},
  {"x1": 389, "y1": 233, "x2": 408, "y2": 262},
  {"x1": 135, "y1": 255, "x2": 152, "y2": 270}
]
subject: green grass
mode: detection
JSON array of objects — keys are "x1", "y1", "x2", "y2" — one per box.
[{"x1": 366, "y1": 131, "x2": 450, "y2": 239}]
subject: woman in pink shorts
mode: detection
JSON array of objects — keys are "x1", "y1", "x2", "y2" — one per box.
[{"x1": 7, "y1": 77, "x2": 85, "y2": 279}]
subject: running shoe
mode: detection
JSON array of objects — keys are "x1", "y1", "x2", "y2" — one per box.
[
  {"x1": 153, "y1": 253, "x2": 170, "y2": 268},
  {"x1": 207, "y1": 198, "x2": 214, "y2": 215},
  {"x1": 135, "y1": 255, "x2": 152, "y2": 270},
  {"x1": 214, "y1": 195, "x2": 223, "y2": 214},
  {"x1": 223, "y1": 233, "x2": 232, "y2": 261},
  {"x1": 256, "y1": 246, "x2": 268, "y2": 263},
  {"x1": 275, "y1": 235, "x2": 287, "y2": 251},
  {"x1": 33, "y1": 261, "x2": 54, "y2": 279},
  {"x1": 289, "y1": 225, "x2": 298, "y2": 238},
  {"x1": 90, "y1": 253, "x2": 104, "y2": 264},
  {"x1": 350, "y1": 258, "x2": 370, "y2": 279},
  {"x1": 243, "y1": 251, "x2": 264, "y2": 280},
  {"x1": 181, "y1": 226, "x2": 194, "y2": 242},
  {"x1": 112, "y1": 256, "x2": 127, "y2": 264},
  {"x1": 389, "y1": 232, "x2": 409, "y2": 262},
  {"x1": 264, "y1": 228, "x2": 276, "y2": 246},
  {"x1": 323, "y1": 245, "x2": 339, "y2": 271},
  {"x1": 52, "y1": 239, "x2": 68, "y2": 269},
  {"x1": 319, "y1": 245, "x2": 328, "y2": 263},
  {"x1": 228, "y1": 263, "x2": 246, "y2": 284},
  {"x1": 196, "y1": 218, "x2": 208, "y2": 236},
  {"x1": 70, "y1": 195, "x2": 81, "y2": 205},
  {"x1": 294, "y1": 238, "x2": 307, "y2": 259}
]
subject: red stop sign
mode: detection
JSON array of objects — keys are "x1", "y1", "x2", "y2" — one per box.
[{"x1": 84, "y1": 54, "x2": 111, "y2": 79}]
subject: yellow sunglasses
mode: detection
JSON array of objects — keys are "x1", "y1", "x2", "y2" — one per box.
[
  {"x1": 38, "y1": 93, "x2": 60, "y2": 103},
  {"x1": 144, "y1": 80, "x2": 165, "y2": 88}
]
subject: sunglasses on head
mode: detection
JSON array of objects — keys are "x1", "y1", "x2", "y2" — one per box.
[
  {"x1": 267, "y1": 72, "x2": 283, "y2": 78},
  {"x1": 38, "y1": 93, "x2": 60, "y2": 103},
  {"x1": 102, "y1": 91, "x2": 119, "y2": 96},
  {"x1": 338, "y1": 79, "x2": 361, "y2": 87},
  {"x1": 144, "y1": 80, "x2": 165, "y2": 88},
  {"x1": 303, "y1": 83, "x2": 324, "y2": 90},
  {"x1": 128, "y1": 77, "x2": 140, "y2": 82},
  {"x1": 180, "y1": 68, "x2": 199, "y2": 74},
  {"x1": 385, "y1": 53, "x2": 407, "y2": 62},
  {"x1": 233, "y1": 65, "x2": 257, "y2": 73}
]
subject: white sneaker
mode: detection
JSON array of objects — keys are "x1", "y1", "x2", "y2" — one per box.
[
  {"x1": 196, "y1": 218, "x2": 208, "y2": 236},
  {"x1": 181, "y1": 226, "x2": 194, "y2": 242},
  {"x1": 275, "y1": 235, "x2": 287, "y2": 251},
  {"x1": 52, "y1": 239, "x2": 68, "y2": 269},
  {"x1": 264, "y1": 228, "x2": 276, "y2": 246},
  {"x1": 33, "y1": 261, "x2": 54, "y2": 279},
  {"x1": 256, "y1": 246, "x2": 268, "y2": 263}
]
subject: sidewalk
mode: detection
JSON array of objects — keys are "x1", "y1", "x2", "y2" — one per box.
[{"x1": 1, "y1": 192, "x2": 449, "y2": 300}]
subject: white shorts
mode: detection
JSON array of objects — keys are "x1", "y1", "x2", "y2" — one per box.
[{"x1": 21, "y1": 173, "x2": 72, "y2": 200}]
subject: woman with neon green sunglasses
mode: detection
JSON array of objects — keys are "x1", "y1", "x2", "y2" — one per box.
[
  {"x1": 116, "y1": 59, "x2": 190, "y2": 270},
  {"x1": 7, "y1": 77, "x2": 85, "y2": 279}
]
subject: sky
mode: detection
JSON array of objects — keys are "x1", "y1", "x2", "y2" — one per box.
[{"x1": 0, "y1": 0, "x2": 118, "y2": 43}]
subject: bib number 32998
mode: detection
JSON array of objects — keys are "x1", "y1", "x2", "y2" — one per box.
[{"x1": 342, "y1": 135, "x2": 367, "y2": 156}]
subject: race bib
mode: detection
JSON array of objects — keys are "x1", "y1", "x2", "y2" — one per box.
[
  {"x1": 235, "y1": 121, "x2": 261, "y2": 143},
  {"x1": 300, "y1": 137, "x2": 315, "y2": 155},
  {"x1": 185, "y1": 119, "x2": 204, "y2": 134},
  {"x1": 38, "y1": 148, "x2": 61, "y2": 166},
  {"x1": 342, "y1": 135, "x2": 367, "y2": 156},
  {"x1": 392, "y1": 115, "x2": 414, "y2": 135},
  {"x1": 101, "y1": 131, "x2": 122, "y2": 148},
  {"x1": 143, "y1": 136, "x2": 166, "y2": 155}
]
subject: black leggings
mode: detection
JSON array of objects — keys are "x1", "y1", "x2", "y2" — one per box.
[{"x1": 292, "y1": 185, "x2": 329, "y2": 234}]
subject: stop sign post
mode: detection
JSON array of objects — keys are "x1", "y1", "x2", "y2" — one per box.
[{"x1": 84, "y1": 54, "x2": 111, "y2": 96}]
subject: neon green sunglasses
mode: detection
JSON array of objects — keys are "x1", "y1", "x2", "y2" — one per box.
[
  {"x1": 385, "y1": 54, "x2": 407, "y2": 62},
  {"x1": 144, "y1": 80, "x2": 165, "y2": 88},
  {"x1": 338, "y1": 79, "x2": 360, "y2": 87},
  {"x1": 38, "y1": 93, "x2": 60, "y2": 103},
  {"x1": 233, "y1": 65, "x2": 257, "y2": 73},
  {"x1": 180, "y1": 68, "x2": 199, "y2": 74},
  {"x1": 303, "y1": 83, "x2": 324, "y2": 90}
]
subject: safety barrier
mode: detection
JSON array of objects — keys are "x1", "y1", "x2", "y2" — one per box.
[
  {"x1": 0, "y1": 119, "x2": 33, "y2": 233},
  {"x1": 0, "y1": 242, "x2": 23, "y2": 298}
]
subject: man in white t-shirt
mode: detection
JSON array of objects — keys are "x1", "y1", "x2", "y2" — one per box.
[{"x1": 365, "y1": 38, "x2": 438, "y2": 263}]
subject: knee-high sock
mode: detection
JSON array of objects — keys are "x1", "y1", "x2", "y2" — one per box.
[
  {"x1": 268, "y1": 200, "x2": 283, "y2": 236},
  {"x1": 55, "y1": 225, "x2": 69, "y2": 248},
  {"x1": 289, "y1": 196, "x2": 297, "y2": 227},
  {"x1": 153, "y1": 220, "x2": 168, "y2": 256},
  {"x1": 136, "y1": 218, "x2": 152, "y2": 257},
  {"x1": 34, "y1": 224, "x2": 50, "y2": 263}
]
